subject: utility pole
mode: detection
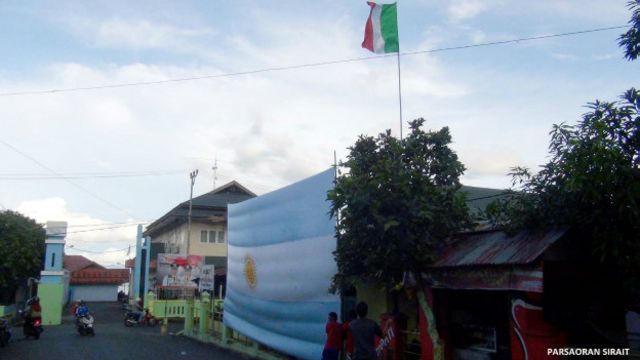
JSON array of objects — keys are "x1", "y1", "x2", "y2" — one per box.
[
  {"x1": 212, "y1": 156, "x2": 218, "y2": 190},
  {"x1": 186, "y1": 169, "x2": 198, "y2": 255}
]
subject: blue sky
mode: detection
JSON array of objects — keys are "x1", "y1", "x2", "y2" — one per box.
[{"x1": 0, "y1": 0, "x2": 635, "y2": 266}]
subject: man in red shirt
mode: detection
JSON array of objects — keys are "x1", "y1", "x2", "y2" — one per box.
[
  {"x1": 342, "y1": 309, "x2": 358, "y2": 360},
  {"x1": 322, "y1": 312, "x2": 342, "y2": 360}
]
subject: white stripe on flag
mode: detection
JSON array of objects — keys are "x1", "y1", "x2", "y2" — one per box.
[
  {"x1": 371, "y1": 5, "x2": 385, "y2": 53},
  {"x1": 227, "y1": 235, "x2": 338, "y2": 302}
]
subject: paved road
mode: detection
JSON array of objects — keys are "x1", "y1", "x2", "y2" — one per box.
[{"x1": 0, "y1": 302, "x2": 245, "y2": 360}]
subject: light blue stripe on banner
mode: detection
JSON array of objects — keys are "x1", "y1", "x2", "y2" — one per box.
[
  {"x1": 224, "y1": 287, "x2": 340, "y2": 360},
  {"x1": 228, "y1": 168, "x2": 335, "y2": 247},
  {"x1": 224, "y1": 312, "x2": 320, "y2": 360}
]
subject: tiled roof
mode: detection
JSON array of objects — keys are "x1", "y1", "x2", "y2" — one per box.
[
  {"x1": 64, "y1": 255, "x2": 128, "y2": 285},
  {"x1": 70, "y1": 268, "x2": 130, "y2": 285},
  {"x1": 64, "y1": 255, "x2": 104, "y2": 272},
  {"x1": 125, "y1": 257, "x2": 156, "y2": 270}
]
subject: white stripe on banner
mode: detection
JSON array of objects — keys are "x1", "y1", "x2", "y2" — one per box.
[
  {"x1": 225, "y1": 168, "x2": 340, "y2": 360},
  {"x1": 227, "y1": 235, "x2": 337, "y2": 302},
  {"x1": 371, "y1": 4, "x2": 385, "y2": 53}
]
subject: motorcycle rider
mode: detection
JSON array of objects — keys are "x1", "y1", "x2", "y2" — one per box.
[
  {"x1": 74, "y1": 300, "x2": 89, "y2": 325},
  {"x1": 22, "y1": 296, "x2": 42, "y2": 338},
  {"x1": 24, "y1": 296, "x2": 42, "y2": 323},
  {"x1": 133, "y1": 297, "x2": 144, "y2": 322}
]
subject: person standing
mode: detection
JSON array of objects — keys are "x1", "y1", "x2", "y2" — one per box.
[
  {"x1": 342, "y1": 309, "x2": 358, "y2": 360},
  {"x1": 350, "y1": 302, "x2": 383, "y2": 360},
  {"x1": 322, "y1": 312, "x2": 342, "y2": 360}
]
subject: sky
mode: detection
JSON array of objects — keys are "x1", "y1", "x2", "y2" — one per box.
[{"x1": 0, "y1": 0, "x2": 636, "y2": 267}]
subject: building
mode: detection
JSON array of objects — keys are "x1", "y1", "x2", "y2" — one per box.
[
  {"x1": 143, "y1": 181, "x2": 256, "y2": 293},
  {"x1": 64, "y1": 255, "x2": 129, "y2": 302}
]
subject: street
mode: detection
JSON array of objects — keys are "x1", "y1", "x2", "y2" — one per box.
[{"x1": 0, "y1": 302, "x2": 245, "y2": 360}]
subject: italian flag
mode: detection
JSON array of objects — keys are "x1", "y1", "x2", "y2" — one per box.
[{"x1": 362, "y1": 2, "x2": 399, "y2": 54}]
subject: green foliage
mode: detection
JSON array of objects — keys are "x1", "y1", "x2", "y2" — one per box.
[
  {"x1": 619, "y1": 0, "x2": 640, "y2": 60},
  {"x1": 328, "y1": 119, "x2": 471, "y2": 291},
  {"x1": 0, "y1": 210, "x2": 45, "y2": 287},
  {"x1": 488, "y1": 89, "x2": 640, "y2": 288}
]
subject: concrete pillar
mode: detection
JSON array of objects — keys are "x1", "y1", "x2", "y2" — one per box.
[
  {"x1": 39, "y1": 221, "x2": 67, "y2": 325},
  {"x1": 199, "y1": 292, "x2": 210, "y2": 340},
  {"x1": 143, "y1": 236, "x2": 151, "y2": 299},
  {"x1": 133, "y1": 225, "x2": 143, "y2": 302},
  {"x1": 184, "y1": 299, "x2": 193, "y2": 336}
]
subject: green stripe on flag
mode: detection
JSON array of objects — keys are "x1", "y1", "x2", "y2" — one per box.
[{"x1": 380, "y1": 3, "x2": 399, "y2": 53}]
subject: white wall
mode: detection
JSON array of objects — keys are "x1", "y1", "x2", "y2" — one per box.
[
  {"x1": 70, "y1": 285, "x2": 119, "y2": 302},
  {"x1": 152, "y1": 223, "x2": 187, "y2": 254}
]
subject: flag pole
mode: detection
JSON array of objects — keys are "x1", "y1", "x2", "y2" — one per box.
[
  {"x1": 396, "y1": 50, "x2": 403, "y2": 141},
  {"x1": 395, "y1": 3, "x2": 403, "y2": 141}
]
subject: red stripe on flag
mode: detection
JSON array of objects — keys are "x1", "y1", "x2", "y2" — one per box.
[{"x1": 361, "y1": 2, "x2": 376, "y2": 52}]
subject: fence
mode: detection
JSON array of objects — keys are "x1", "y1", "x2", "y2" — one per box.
[{"x1": 144, "y1": 291, "x2": 286, "y2": 360}]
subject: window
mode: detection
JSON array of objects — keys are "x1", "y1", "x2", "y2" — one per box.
[
  {"x1": 217, "y1": 230, "x2": 225, "y2": 243},
  {"x1": 200, "y1": 230, "x2": 207, "y2": 243},
  {"x1": 51, "y1": 252, "x2": 56, "y2": 268},
  {"x1": 209, "y1": 230, "x2": 217, "y2": 243}
]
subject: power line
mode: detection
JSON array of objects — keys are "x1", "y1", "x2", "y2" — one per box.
[
  {"x1": 465, "y1": 192, "x2": 514, "y2": 202},
  {"x1": 0, "y1": 169, "x2": 188, "y2": 180},
  {"x1": 65, "y1": 244, "x2": 132, "y2": 254},
  {"x1": 47, "y1": 222, "x2": 149, "y2": 236},
  {"x1": 65, "y1": 221, "x2": 154, "y2": 228},
  {"x1": 0, "y1": 138, "x2": 138, "y2": 219},
  {"x1": 0, "y1": 25, "x2": 627, "y2": 98}
]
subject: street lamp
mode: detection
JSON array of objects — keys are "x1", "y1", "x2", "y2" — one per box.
[{"x1": 186, "y1": 169, "x2": 198, "y2": 254}]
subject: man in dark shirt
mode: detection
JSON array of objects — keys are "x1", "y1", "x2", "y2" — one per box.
[
  {"x1": 323, "y1": 312, "x2": 342, "y2": 360},
  {"x1": 350, "y1": 302, "x2": 383, "y2": 360}
]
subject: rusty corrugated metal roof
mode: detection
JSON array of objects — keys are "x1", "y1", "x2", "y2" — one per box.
[{"x1": 432, "y1": 227, "x2": 568, "y2": 268}]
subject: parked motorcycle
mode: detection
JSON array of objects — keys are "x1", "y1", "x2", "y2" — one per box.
[
  {"x1": 18, "y1": 310, "x2": 43, "y2": 340},
  {"x1": 124, "y1": 308, "x2": 157, "y2": 327},
  {"x1": 75, "y1": 314, "x2": 95, "y2": 336},
  {"x1": 0, "y1": 317, "x2": 11, "y2": 347}
]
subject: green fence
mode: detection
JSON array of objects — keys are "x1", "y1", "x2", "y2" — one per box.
[{"x1": 145, "y1": 291, "x2": 286, "y2": 360}]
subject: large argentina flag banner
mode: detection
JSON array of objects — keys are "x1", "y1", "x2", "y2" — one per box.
[{"x1": 225, "y1": 168, "x2": 340, "y2": 359}]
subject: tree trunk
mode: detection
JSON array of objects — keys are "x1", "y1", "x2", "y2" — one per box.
[{"x1": 416, "y1": 282, "x2": 444, "y2": 360}]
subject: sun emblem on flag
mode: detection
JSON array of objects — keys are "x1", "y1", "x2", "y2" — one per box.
[{"x1": 244, "y1": 254, "x2": 257, "y2": 290}]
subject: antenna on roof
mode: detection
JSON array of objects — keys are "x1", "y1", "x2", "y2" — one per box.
[{"x1": 212, "y1": 155, "x2": 218, "y2": 190}]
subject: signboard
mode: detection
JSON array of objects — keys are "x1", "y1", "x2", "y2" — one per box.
[
  {"x1": 156, "y1": 254, "x2": 204, "y2": 288},
  {"x1": 225, "y1": 168, "x2": 340, "y2": 360},
  {"x1": 198, "y1": 265, "x2": 215, "y2": 292}
]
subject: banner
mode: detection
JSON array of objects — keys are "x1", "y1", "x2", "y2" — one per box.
[
  {"x1": 156, "y1": 254, "x2": 204, "y2": 288},
  {"x1": 225, "y1": 168, "x2": 340, "y2": 360},
  {"x1": 198, "y1": 265, "x2": 215, "y2": 292}
]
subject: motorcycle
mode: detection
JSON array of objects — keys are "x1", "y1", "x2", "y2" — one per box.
[
  {"x1": 18, "y1": 310, "x2": 43, "y2": 340},
  {"x1": 124, "y1": 308, "x2": 157, "y2": 327},
  {"x1": 0, "y1": 317, "x2": 11, "y2": 347},
  {"x1": 75, "y1": 314, "x2": 95, "y2": 336}
]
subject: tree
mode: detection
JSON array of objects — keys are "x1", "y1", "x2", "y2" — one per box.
[
  {"x1": 488, "y1": 89, "x2": 640, "y2": 283},
  {"x1": 619, "y1": 0, "x2": 640, "y2": 60},
  {"x1": 488, "y1": 1, "x2": 640, "y2": 295},
  {"x1": 328, "y1": 119, "x2": 470, "y2": 359},
  {"x1": 0, "y1": 210, "x2": 45, "y2": 288}
]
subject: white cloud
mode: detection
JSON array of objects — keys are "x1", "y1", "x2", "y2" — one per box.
[
  {"x1": 2, "y1": 1, "x2": 631, "y2": 243},
  {"x1": 55, "y1": 15, "x2": 220, "y2": 59},
  {"x1": 551, "y1": 53, "x2": 580, "y2": 61},
  {"x1": 447, "y1": 0, "x2": 491, "y2": 22},
  {"x1": 14, "y1": 197, "x2": 138, "y2": 267},
  {"x1": 95, "y1": 18, "x2": 214, "y2": 50}
]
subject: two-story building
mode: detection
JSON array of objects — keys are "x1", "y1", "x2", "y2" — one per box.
[{"x1": 143, "y1": 181, "x2": 256, "y2": 293}]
